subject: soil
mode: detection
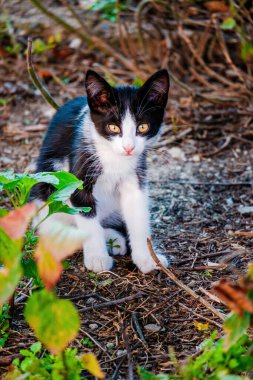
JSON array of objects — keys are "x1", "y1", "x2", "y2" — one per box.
[{"x1": 1, "y1": 1, "x2": 253, "y2": 379}]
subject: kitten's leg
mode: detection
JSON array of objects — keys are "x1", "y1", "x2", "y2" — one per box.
[
  {"x1": 75, "y1": 215, "x2": 113, "y2": 272},
  {"x1": 120, "y1": 178, "x2": 168, "y2": 273},
  {"x1": 104, "y1": 228, "x2": 127, "y2": 256}
]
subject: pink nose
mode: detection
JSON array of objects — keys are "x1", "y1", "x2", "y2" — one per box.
[{"x1": 123, "y1": 145, "x2": 134, "y2": 155}]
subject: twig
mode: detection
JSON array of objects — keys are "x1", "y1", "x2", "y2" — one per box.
[
  {"x1": 178, "y1": 264, "x2": 227, "y2": 271},
  {"x1": 178, "y1": 25, "x2": 240, "y2": 89},
  {"x1": 202, "y1": 136, "x2": 232, "y2": 157},
  {"x1": 78, "y1": 292, "x2": 144, "y2": 312},
  {"x1": 79, "y1": 328, "x2": 106, "y2": 352},
  {"x1": 132, "y1": 312, "x2": 147, "y2": 345},
  {"x1": 199, "y1": 287, "x2": 222, "y2": 304},
  {"x1": 179, "y1": 303, "x2": 223, "y2": 328},
  {"x1": 147, "y1": 238, "x2": 225, "y2": 320},
  {"x1": 176, "y1": 249, "x2": 248, "y2": 266},
  {"x1": 231, "y1": 231, "x2": 253, "y2": 237},
  {"x1": 153, "y1": 127, "x2": 192, "y2": 148},
  {"x1": 27, "y1": 38, "x2": 60, "y2": 110},
  {"x1": 111, "y1": 355, "x2": 126, "y2": 380},
  {"x1": 121, "y1": 322, "x2": 134, "y2": 380},
  {"x1": 0, "y1": 354, "x2": 24, "y2": 366}
]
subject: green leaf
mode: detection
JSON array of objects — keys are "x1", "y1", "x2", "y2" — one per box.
[
  {"x1": 0, "y1": 228, "x2": 22, "y2": 307},
  {"x1": 19, "y1": 349, "x2": 33, "y2": 357},
  {"x1": 221, "y1": 17, "x2": 236, "y2": 30},
  {"x1": 47, "y1": 201, "x2": 91, "y2": 217},
  {"x1": 47, "y1": 182, "x2": 83, "y2": 202},
  {"x1": 48, "y1": 171, "x2": 83, "y2": 190},
  {"x1": 224, "y1": 312, "x2": 251, "y2": 350},
  {"x1": 0, "y1": 171, "x2": 59, "y2": 207},
  {"x1": 30, "y1": 341, "x2": 42, "y2": 354},
  {"x1": 0, "y1": 209, "x2": 8, "y2": 217},
  {"x1": 24, "y1": 289, "x2": 80, "y2": 354},
  {"x1": 133, "y1": 77, "x2": 144, "y2": 87},
  {"x1": 138, "y1": 368, "x2": 170, "y2": 380},
  {"x1": 241, "y1": 41, "x2": 253, "y2": 61}
]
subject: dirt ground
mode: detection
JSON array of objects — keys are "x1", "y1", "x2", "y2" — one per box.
[
  {"x1": 1, "y1": 94, "x2": 253, "y2": 378},
  {"x1": 1, "y1": 1, "x2": 253, "y2": 379}
]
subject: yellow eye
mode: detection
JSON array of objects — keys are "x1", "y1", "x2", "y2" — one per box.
[
  {"x1": 108, "y1": 124, "x2": 121, "y2": 134},
  {"x1": 137, "y1": 123, "x2": 149, "y2": 133}
]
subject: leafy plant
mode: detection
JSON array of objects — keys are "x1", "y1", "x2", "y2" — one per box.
[
  {"x1": 0, "y1": 170, "x2": 105, "y2": 378},
  {"x1": 89, "y1": 0, "x2": 126, "y2": 23},
  {"x1": 4, "y1": 343, "x2": 104, "y2": 380},
  {"x1": 107, "y1": 238, "x2": 121, "y2": 254},
  {"x1": 221, "y1": 1, "x2": 253, "y2": 61},
  {"x1": 32, "y1": 35, "x2": 61, "y2": 55},
  {"x1": 0, "y1": 304, "x2": 11, "y2": 348}
]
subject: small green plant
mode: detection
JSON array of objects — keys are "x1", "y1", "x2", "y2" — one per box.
[
  {"x1": 0, "y1": 304, "x2": 11, "y2": 348},
  {"x1": 89, "y1": 0, "x2": 126, "y2": 22},
  {"x1": 81, "y1": 337, "x2": 94, "y2": 348},
  {"x1": 0, "y1": 13, "x2": 22, "y2": 56},
  {"x1": 221, "y1": 1, "x2": 253, "y2": 61},
  {"x1": 4, "y1": 343, "x2": 104, "y2": 380},
  {"x1": 32, "y1": 35, "x2": 61, "y2": 55},
  {"x1": 106, "y1": 238, "x2": 121, "y2": 254}
]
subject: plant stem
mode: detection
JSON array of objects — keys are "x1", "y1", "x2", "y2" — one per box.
[
  {"x1": 27, "y1": 37, "x2": 60, "y2": 110},
  {"x1": 4, "y1": 189, "x2": 19, "y2": 209}
]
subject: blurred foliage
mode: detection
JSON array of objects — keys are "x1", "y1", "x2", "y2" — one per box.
[{"x1": 89, "y1": 0, "x2": 126, "y2": 22}]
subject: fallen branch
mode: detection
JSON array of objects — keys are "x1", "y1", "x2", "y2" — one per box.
[
  {"x1": 78, "y1": 292, "x2": 144, "y2": 312},
  {"x1": 179, "y1": 302, "x2": 223, "y2": 328},
  {"x1": 147, "y1": 238, "x2": 225, "y2": 321},
  {"x1": 27, "y1": 37, "x2": 60, "y2": 110}
]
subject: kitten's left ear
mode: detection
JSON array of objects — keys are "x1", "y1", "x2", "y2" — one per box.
[{"x1": 138, "y1": 69, "x2": 170, "y2": 107}]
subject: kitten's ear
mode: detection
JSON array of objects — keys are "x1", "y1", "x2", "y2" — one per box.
[
  {"x1": 138, "y1": 69, "x2": 170, "y2": 107},
  {"x1": 85, "y1": 70, "x2": 113, "y2": 112}
]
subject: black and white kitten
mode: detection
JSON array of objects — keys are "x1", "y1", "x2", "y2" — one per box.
[{"x1": 32, "y1": 69, "x2": 170, "y2": 273}]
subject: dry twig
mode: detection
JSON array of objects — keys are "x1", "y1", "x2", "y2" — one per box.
[{"x1": 147, "y1": 238, "x2": 225, "y2": 320}]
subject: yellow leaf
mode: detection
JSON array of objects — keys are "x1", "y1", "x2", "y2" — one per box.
[
  {"x1": 81, "y1": 353, "x2": 105, "y2": 379},
  {"x1": 47, "y1": 35, "x2": 55, "y2": 45},
  {"x1": 193, "y1": 321, "x2": 210, "y2": 331}
]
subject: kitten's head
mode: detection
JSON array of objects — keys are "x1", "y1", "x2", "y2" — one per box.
[{"x1": 85, "y1": 69, "x2": 169, "y2": 157}]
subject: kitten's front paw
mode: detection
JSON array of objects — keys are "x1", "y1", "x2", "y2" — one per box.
[
  {"x1": 134, "y1": 253, "x2": 168, "y2": 274},
  {"x1": 84, "y1": 253, "x2": 113, "y2": 272}
]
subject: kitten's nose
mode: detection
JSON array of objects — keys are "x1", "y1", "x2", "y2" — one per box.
[{"x1": 123, "y1": 145, "x2": 135, "y2": 155}]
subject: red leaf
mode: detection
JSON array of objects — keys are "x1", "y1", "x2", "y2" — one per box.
[
  {"x1": 0, "y1": 203, "x2": 36, "y2": 239},
  {"x1": 35, "y1": 240, "x2": 62, "y2": 290}
]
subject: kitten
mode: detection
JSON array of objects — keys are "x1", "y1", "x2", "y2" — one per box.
[{"x1": 32, "y1": 69, "x2": 170, "y2": 273}]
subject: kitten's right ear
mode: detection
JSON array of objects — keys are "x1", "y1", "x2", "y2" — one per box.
[{"x1": 85, "y1": 70, "x2": 113, "y2": 112}]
